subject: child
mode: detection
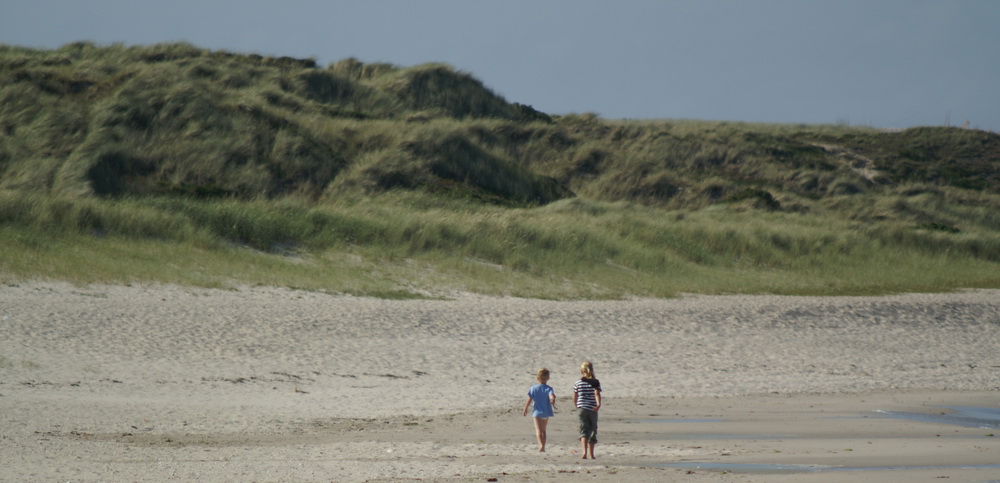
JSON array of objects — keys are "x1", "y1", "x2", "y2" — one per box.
[
  {"x1": 523, "y1": 368, "x2": 556, "y2": 452},
  {"x1": 573, "y1": 361, "x2": 601, "y2": 459}
]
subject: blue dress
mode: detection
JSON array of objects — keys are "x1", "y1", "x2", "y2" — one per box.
[{"x1": 528, "y1": 383, "x2": 555, "y2": 418}]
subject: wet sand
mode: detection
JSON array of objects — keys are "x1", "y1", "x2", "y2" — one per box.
[{"x1": 1, "y1": 283, "x2": 998, "y2": 481}]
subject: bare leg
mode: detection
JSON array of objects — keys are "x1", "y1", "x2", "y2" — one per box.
[
  {"x1": 580, "y1": 437, "x2": 588, "y2": 459},
  {"x1": 533, "y1": 418, "x2": 548, "y2": 452},
  {"x1": 587, "y1": 441, "x2": 596, "y2": 459}
]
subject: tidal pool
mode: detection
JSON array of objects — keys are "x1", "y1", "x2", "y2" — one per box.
[
  {"x1": 659, "y1": 462, "x2": 1000, "y2": 474},
  {"x1": 874, "y1": 406, "x2": 1000, "y2": 430},
  {"x1": 652, "y1": 405, "x2": 1000, "y2": 475}
]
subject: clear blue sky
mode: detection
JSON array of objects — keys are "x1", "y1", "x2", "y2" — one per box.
[{"x1": 3, "y1": 0, "x2": 998, "y2": 129}]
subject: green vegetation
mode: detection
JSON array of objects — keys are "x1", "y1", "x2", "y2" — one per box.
[{"x1": 2, "y1": 42, "x2": 999, "y2": 298}]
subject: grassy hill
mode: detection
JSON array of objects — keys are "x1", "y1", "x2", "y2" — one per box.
[{"x1": 2, "y1": 42, "x2": 999, "y2": 298}]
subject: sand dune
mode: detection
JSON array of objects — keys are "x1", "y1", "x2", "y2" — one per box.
[{"x1": 2, "y1": 283, "x2": 998, "y2": 481}]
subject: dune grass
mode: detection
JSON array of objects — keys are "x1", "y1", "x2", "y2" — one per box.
[
  {"x1": 2, "y1": 189, "x2": 997, "y2": 299},
  {"x1": 2, "y1": 42, "x2": 999, "y2": 298}
]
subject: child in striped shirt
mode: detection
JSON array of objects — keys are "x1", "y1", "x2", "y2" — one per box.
[{"x1": 573, "y1": 361, "x2": 601, "y2": 459}]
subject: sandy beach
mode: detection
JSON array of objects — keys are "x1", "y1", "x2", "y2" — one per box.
[{"x1": 1, "y1": 282, "x2": 998, "y2": 482}]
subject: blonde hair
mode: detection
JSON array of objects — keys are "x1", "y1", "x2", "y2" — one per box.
[
  {"x1": 536, "y1": 368, "x2": 550, "y2": 382},
  {"x1": 580, "y1": 361, "x2": 595, "y2": 379}
]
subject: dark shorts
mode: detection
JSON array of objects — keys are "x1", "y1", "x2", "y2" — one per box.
[{"x1": 577, "y1": 408, "x2": 598, "y2": 443}]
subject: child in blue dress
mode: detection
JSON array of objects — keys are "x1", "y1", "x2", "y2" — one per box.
[{"x1": 522, "y1": 368, "x2": 556, "y2": 452}]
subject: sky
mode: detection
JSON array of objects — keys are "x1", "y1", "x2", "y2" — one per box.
[{"x1": 2, "y1": 0, "x2": 998, "y2": 130}]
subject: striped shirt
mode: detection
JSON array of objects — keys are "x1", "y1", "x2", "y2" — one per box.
[{"x1": 574, "y1": 378, "x2": 601, "y2": 410}]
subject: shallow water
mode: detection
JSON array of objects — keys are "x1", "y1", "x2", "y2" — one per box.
[
  {"x1": 874, "y1": 406, "x2": 1000, "y2": 430},
  {"x1": 650, "y1": 406, "x2": 1000, "y2": 474},
  {"x1": 659, "y1": 462, "x2": 1000, "y2": 474}
]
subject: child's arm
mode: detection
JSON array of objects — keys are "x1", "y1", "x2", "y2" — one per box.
[
  {"x1": 594, "y1": 389, "x2": 602, "y2": 411},
  {"x1": 523, "y1": 396, "x2": 532, "y2": 416}
]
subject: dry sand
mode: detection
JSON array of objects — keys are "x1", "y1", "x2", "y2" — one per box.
[{"x1": 1, "y1": 282, "x2": 998, "y2": 482}]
